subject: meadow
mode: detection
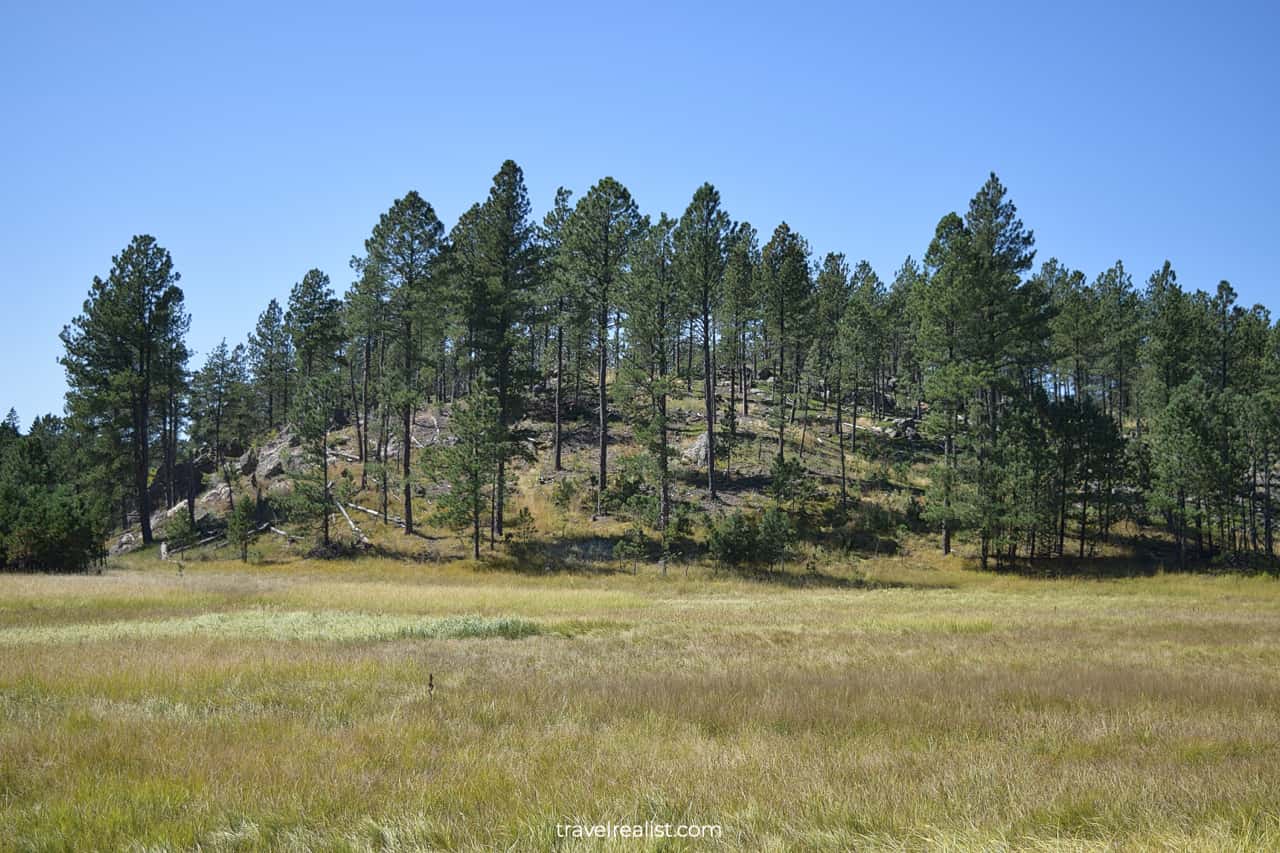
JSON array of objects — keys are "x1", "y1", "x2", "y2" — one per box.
[{"x1": 3, "y1": 549, "x2": 1279, "y2": 851}]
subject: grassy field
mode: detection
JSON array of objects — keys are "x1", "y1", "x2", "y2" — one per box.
[{"x1": 2, "y1": 551, "x2": 1279, "y2": 851}]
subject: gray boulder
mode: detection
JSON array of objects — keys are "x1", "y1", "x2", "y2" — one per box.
[{"x1": 682, "y1": 432, "x2": 710, "y2": 467}]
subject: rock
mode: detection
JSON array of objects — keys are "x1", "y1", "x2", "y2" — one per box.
[
  {"x1": 254, "y1": 433, "x2": 299, "y2": 480},
  {"x1": 267, "y1": 479, "x2": 294, "y2": 496},
  {"x1": 199, "y1": 482, "x2": 232, "y2": 506},
  {"x1": 109, "y1": 531, "x2": 140, "y2": 556},
  {"x1": 236, "y1": 448, "x2": 258, "y2": 476},
  {"x1": 682, "y1": 432, "x2": 710, "y2": 467}
]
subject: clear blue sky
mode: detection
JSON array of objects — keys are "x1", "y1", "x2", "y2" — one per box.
[{"x1": 2, "y1": 1, "x2": 1276, "y2": 426}]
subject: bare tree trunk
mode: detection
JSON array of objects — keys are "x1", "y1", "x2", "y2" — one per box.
[
  {"x1": 702, "y1": 311, "x2": 716, "y2": 498},
  {"x1": 597, "y1": 305, "x2": 608, "y2": 515},
  {"x1": 554, "y1": 322, "x2": 563, "y2": 471},
  {"x1": 836, "y1": 389, "x2": 847, "y2": 511}
]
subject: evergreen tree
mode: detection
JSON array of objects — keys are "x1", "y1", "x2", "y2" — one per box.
[
  {"x1": 191, "y1": 339, "x2": 252, "y2": 498},
  {"x1": 759, "y1": 223, "x2": 812, "y2": 460},
  {"x1": 721, "y1": 223, "x2": 760, "y2": 417},
  {"x1": 428, "y1": 389, "x2": 498, "y2": 559},
  {"x1": 469, "y1": 160, "x2": 540, "y2": 539},
  {"x1": 539, "y1": 187, "x2": 579, "y2": 472},
  {"x1": 917, "y1": 213, "x2": 974, "y2": 554},
  {"x1": 247, "y1": 298, "x2": 293, "y2": 429},
  {"x1": 285, "y1": 269, "x2": 342, "y2": 381},
  {"x1": 674, "y1": 182, "x2": 731, "y2": 497},
  {"x1": 60, "y1": 235, "x2": 188, "y2": 545},
  {"x1": 562, "y1": 177, "x2": 642, "y2": 513},
  {"x1": 364, "y1": 191, "x2": 446, "y2": 535},
  {"x1": 226, "y1": 495, "x2": 256, "y2": 562},
  {"x1": 289, "y1": 370, "x2": 341, "y2": 549},
  {"x1": 619, "y1": 213, "x2": 679, "y2": 537}
]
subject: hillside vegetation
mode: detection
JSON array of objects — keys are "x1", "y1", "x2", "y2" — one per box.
[{"x1": 5, "y1": 166, "x2": 1279, "y2": 577}]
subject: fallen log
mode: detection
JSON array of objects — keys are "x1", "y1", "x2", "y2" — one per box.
[
  {"x1": 344, "y1": 501, "x2": 405, "y2": 527},
  {"x1": 167, "y1": 532, "x2": 226, "y2": 556},
  {"x1": 334, "y1": 498, "x2": 372, "y2": 548}
]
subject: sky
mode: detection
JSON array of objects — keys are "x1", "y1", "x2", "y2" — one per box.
[{"x1": 2, "y1": 0, "x2": 1277, "y2": 426}]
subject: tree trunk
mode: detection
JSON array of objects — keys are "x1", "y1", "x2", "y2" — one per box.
[
  {"x1": 554, "y1": 321, "x2": 563, "y2": 471},
  {"x1": 836, "y1": 390, "x2": 847, "y2": 511},
  {"x1": 702, "y1": 311, "x2": 716, "y2": 498},
  {"x1": 597, "y1": 305, "x2": 608, "y2": 515},
  {"x1": 134, "y1": 393, "x2": 153, "y2": 545}
]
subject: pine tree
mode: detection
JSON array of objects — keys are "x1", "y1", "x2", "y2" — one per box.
[
  {"x1": 469, "y1": 160, "x2": 540, "y2": 539},
  {"x1": 953, "y1": 174, "x2": 1045, "y2": 568},
  {"x1": 428, "y1": 390, "x2": 498, "y2": 559},
  {"x1": 759, "y1": 223, "x2": 812, "y2": 461},
  {"x1": 364, "y1": 191, "x2": 446, "y2": 535},
  {"x1": 674, "y1": 183, "x2": 731, "y2": 497},
  {"x1": 562, "y1": 178, "x2": 642, "y2": 513},
  {"x1": 619, "y1": 213, "x2": 679, "y2": 538},
  {"x1": 226, "y1": 495, "x2": 256, "y2": 562},
  {"x1": 540, "y1": 187, "x2": 578, "y2": 471},
  {"x1": 289, "y1": 370, "x2": 341, "y2": 549},
  {"x1": 285, "y1": 269, "x2": 342, "y2": 381},
  {"x1": 59, "y1": 235, "x2": 188, "y2": 545},
  {"x1": 343, "y1": 257, "x2": 390, "y2": 486},
  {"x1": 813, "y1": 253, "x2": 851, "y2": 506},
  {"x1": 721, "y1": 223, "x2": 759, "y2": 417},
  {"x1": 191, "y1": 339, "x2": 252, "y2": 500},
  {"x1": 247, "y1": 298, "x2": 292, "y2": 429},
  {"x1": 917, "y1": 213, "x2": 974, "y2": 554}
]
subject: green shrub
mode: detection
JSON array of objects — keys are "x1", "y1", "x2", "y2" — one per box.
[
  {"x1": 551, "y1": 476, "x2": 579, "y2": 510},
  {"x1": 165, "y1": 509, "x2": 197, "y2": 549},
  {"x1": 226, "y1": 496, "x2": 256, "y2": 563},
  {"x1": 758, "y1": 506, "x2": 795, "y2": 569},
  {"x1": 768, "y1": 455, "x2": 815, "y2": 510},
  {"x1": 707, "y1": 510, "x2": 758, "y2": 569}
]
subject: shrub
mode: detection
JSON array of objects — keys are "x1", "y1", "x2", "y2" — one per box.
[
  {"x1": 551, "y1": 476, "x2": 579, "y2": 510},
  {"x1": 707, "y1": 510, "x2": 758, "y2": 569},
  {"x1": 613, "y1": 523, "x2": 647, "y2": 574},
  {"x1": 226, "y1": 496, "x2": 256, "y2": 563},
  {"x1": 164, "y1": 509, "x2": 198, "y2": 549},
  {"x1": 758, "y1": 506, "x2": 795, "y2": 569},
  {"x1": 768, "y1": 455, "x2": 815, "y2": 511}
]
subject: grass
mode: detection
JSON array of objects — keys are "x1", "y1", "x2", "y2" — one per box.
[
  {"x1": 2, "y1": 552, "x2": 1279, "y2": 850},
  {"x1": 0, "y1": 609, "x2": 544, "y2": 645}
]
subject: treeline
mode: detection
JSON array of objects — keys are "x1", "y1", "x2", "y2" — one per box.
[
  {"x1": 8, "y1": 162, "x2": 1278, "y2": 571},
  {"x1": 0, "y1": 410, "x2": 101, "y2": 570}
]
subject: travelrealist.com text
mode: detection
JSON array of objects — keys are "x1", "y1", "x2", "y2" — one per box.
[{"x1": 557, "y1": 821, "x2": 723, "y2": 840}]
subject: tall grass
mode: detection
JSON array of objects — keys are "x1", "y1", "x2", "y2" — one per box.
[{"x1": 1, "y1": 555, "x2": 1278, "y2": 850}]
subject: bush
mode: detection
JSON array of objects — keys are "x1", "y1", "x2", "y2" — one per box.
[
  {"x1": 613, "y1": 523, "x2": 647, "y2": 574},
  {"x1": 165, "y1": 509, "x2": 197, "y2": 549},
  {"x1": 226, "y1": 496, "x2": 256, "y2": 563},
  {"x1": 707, "y1": 510, "x2": 758, "y2": 569},
  {"x1": 768, "y1": 455, "x2": 815, "y2": 510},
  {"x1": 551, "y1": 476, "x2": 579, "y2": 510},
  {"x1": 758, "y1": 506, "x2": 795, "y2": 569},
  {"x1": 602, "y1": 455, "x2": 647, "y2": 515}
]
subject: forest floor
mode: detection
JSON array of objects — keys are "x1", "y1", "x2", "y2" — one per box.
[{"x1": 2, "y1": 549, "x2": 1279, "y2": 850}]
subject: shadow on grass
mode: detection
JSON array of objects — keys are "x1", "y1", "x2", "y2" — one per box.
[
  {"x1": 712, "y1": 565, "x2": 913, "y2": 590},
  {"x1": 985, "y1": 533, "x2": 1279, "y2": 579}
]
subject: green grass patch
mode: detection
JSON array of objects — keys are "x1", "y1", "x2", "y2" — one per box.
[{"x1": 0, "y1": 608, "x2": 543, "y2": 644}]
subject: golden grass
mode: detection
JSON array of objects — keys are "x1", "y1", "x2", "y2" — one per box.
[{"x1": 2, "y1": 553, "x2": 1279, "y2": 850}]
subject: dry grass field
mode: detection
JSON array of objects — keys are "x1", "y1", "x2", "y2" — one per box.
[{"x1": 3, "y1": 549, "x2": 1279, "y2": 851}]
